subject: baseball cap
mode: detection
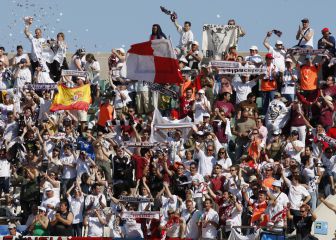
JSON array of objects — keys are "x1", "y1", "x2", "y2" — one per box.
[
  {"x1": 203, "y1": 112, "x2": 210, "y2": 118},
  {"x1": 301, "y1": 18, "x2": 309, "y2": 23},
  {"x1": 275, "y1": 40, "x2": 283, "y2": 45},
  {"x1": 117, "y1": 48, "x2": 125, "y2": 54},
  {"x1": 272, "y1": 180, "x2": 282, "y2": 188},
  {"x1": 8, "y1": 223, "x2": 16, "y2": 229},
  {"x1": 274, "y1": 92, "x2": 281, "y2": 97},
  {"x1": 249, "y1": 45, "x2": 258, "y2": 51},
  {"x1": 45, "y1": 187, "x2": 53, "y2": 192},
  {"x1": 192, "y1": 41, "x2": 199, "y2": 46},
  {"x1": 38, "y1": 206, "x2": 46, "y2": 212},
  {"x1": 249, "y1": 175, "x2": 258, "y2": 182},
  {"x1": 19, "y1": 58, "x2": 27, "y2": 64},
  {"x1": 273, "y1": 129, "x2": 281, "y2": 135},
  {"x1": 265, "y1": 53, "x2": 274, "y2": 59},
  {"x1": 285, "y1": 58, "x2": 293, "y2": 63},
  {"x1": 322, "y1": 28, "x2": 331, "y2": 34},
  {"x1": 198, "y1": 89, "x2": 205, "y2": 94}
]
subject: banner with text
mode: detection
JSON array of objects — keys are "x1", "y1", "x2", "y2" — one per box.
[
  {"x1": 218, "y1": 67, "x2": 266, "y2": 75},
  {"x1": 121, "y1": 211, "x2": 160, "y2": 219}
]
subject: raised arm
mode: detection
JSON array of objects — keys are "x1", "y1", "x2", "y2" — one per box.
[
  {"x1": 319, "y1": 197, "x2": 336, "y2": 213},
  {"x1": 263, "y1": 32, "x2": 272, "y2": 50}
]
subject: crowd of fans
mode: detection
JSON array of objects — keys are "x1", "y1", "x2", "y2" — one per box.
[{"x1": 1, "y1": 13, "x2": 336, "y2": 240}]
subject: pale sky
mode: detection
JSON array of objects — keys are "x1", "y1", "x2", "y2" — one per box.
[{"x1": 1, "y1": 0, "x2": 335, "y2": 53}]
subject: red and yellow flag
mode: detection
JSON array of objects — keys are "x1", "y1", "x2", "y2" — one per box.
[{"x1": 50, "y1": 84, "x2": 91, "y2": 112}]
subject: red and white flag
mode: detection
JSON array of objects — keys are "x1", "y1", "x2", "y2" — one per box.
[{"x1": 125, "y1": 39, "x2": 182, "y2": 84}]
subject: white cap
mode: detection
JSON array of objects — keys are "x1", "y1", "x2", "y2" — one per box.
[
  {"x1": 203, "y1": 112, "x2": 210, "y2": 118},
  {"x1": 198, "y1": 89, "x2": 205, "y2": 94},
  {"x1": 276, "y1": 40, "x2": 283, "y2": 45},
  {"x1": 285, "y1": 58, "x2": 293, "y2": 63},
  {"x1": 8, "y1": 223, "x2": 16, "y2": 229},
  {"x1": 117, "y1": 48, "x2": 125, "y2": 54},
  {"x1": 272, "y1": 180, "x2": 282, "y2": 188},
  {"x1": 249, "y1": 45, "x2": 258, "y2": 50},
  {"x1": 192, "y1": 41, "x2": 199, "y2": 46},
  {"x1": 179, "y1": 56, "x2": 188, "y2": 64},
  {"x1": 38, "y1": 206, "x2": 46, "y2": 212},
  {"x1": 45, "y1": 187, "x2": 53, "y2": 192}
]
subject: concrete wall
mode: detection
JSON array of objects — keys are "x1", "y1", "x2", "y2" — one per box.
[{"x1": 314, "y1": 194, "x2": 336, "y2": 239}]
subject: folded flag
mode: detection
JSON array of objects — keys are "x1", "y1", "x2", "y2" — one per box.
[
  {"x1": 50, "y1": 84, "x2": 91, "y2": 112},
  {"x1": 125, "y1": 39, "x2": 183, "y2": 84}
]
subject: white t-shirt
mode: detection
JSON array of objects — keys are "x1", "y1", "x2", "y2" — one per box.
[
  {"x1": 53, "y1": 41, "x2": 67, "y2": 64},
  {"x1": 0, "y1": 159, "x2": 10, "y2": 177},
  {"x1": 41, "y1": 196, "x2": 59, "y2": 219},
  {"x1": 14, "y1": 68, "x2": 31, "y2": 88},
  {"x1": 0, "y1": 104, "x2": 14, "y2": 121},
  {"x1": 108, "y1": 215, "x2": 123, "y2": 238},
  {"x1": 162, "y1": 195, "x2": 178, "y2": 219},
  {"x1": 194, "y1": 149, "x2": 216, "y2": 176},
  {"x1": 231, "y1": 77, "x2": 256, "y2": 104},
  {"x1": 69, "y1": 55, "x2": 86, "y2": 71},
  {"x1": 177, "y1": 25, "x2": 194, "y2": 49},
  {"x1": 299, "y1": 28, "x2": 314, "y2": 48},
  {"x1": 3, "y1": 121, "x2": 19, "y2": 142},
  {"x1": 284, "y1": 140, "x2": 304, "y2": 163},
  {"x1": 14, "y1": 53, "x2": 29, "y2": 64},
  {"x1": 182, "y1": 209, "x2": 201, "y2": 239},
  {"x1": 288, "y1": 183, "x2": 310, "y2": 210},
  {"x1": 60, "y1": 154, "x2": 77, "y2": 179},
  {"x1": 38, "y1": 98, "x2": 52, "y2": 121},
  {"x1": 68, "y1": 195, "x2": 84, "y2": 224},
  {"x1": 84, "y1": 194, "x2": 107, "y2": 210},
  {"x1": 224, "y1": 204, "x2": 242, "y2": 229},
  {"x1": 200, "y1": 208, "x2": 219, "y2": 239},
  {"x1": 27, "y1": 33, "x2": 45, "y2": 62},
  {"x1": 114, "y1": 89, "x2": 131, "y2": 109},
  {"x1": 35, "y1": 71, "x2": 54, "y2": 84},
  {"x1": 76, "y1": 157, "x2": 92, "y2": 177},
  {"x1": 268, "y1": 46, "x2": 286, "y2": 72},
  {"x1": 194, "y1": 99, "x2": 211, "y2": 124},
  {"x1": 281, "y1": 69, "x2": 298, "y2": 95},
  {"x1": 122, "y1": 218, "x2": 143, "y2": 238},
  {"x1": 87, "y1": 216, "x2": 104, "y2": 237},
  {"x1": 85, "y1": 61, "x2": 100, "y2": 85}
]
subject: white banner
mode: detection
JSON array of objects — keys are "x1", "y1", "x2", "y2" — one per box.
[
  {"x1": 120, "y1": 196, "x2": 152, "y2": 203},
  {"x1": 121, "y1": 211, "x2": 160, "y2": 219},
  {"x1": 218, "y1": 68, "x2": 266, "y2": 75},
  {"x1": 287, "y1": 48, "x2": 327, "y2": 55},
  {"x1": 61, "y1": 70, "x2": 88, "y2": 77},
  {"x1": 202, "y1": 24, "x2": 240, "y2": 60},
  {"x1": 150, "y1": 109, "x2": 193, "y2": 143},
  {"x1": 210, "y1": 60, "x2": 240, "y2": 68}
]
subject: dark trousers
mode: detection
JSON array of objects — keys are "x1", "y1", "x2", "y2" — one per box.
[
  {"x1": 73, "y1": 222, "x2": 83, "y2": 236},
  {"x1": 0, "y1": 177, "x2": 10, "y2": 194}
]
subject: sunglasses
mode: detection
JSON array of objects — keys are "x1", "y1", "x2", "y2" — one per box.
[
  {"x1": 219, "y1": 152, "x2": 225, "y2": 154},
  {"x1": 230, "y1": 169, "x2": 236, "y2": 172},
  {"x1": 215, "y1": 167, "x2": 221, "y2": 169},
  {"x1": 207, "y1": 149, "x2": 214, "y2": 152}
]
